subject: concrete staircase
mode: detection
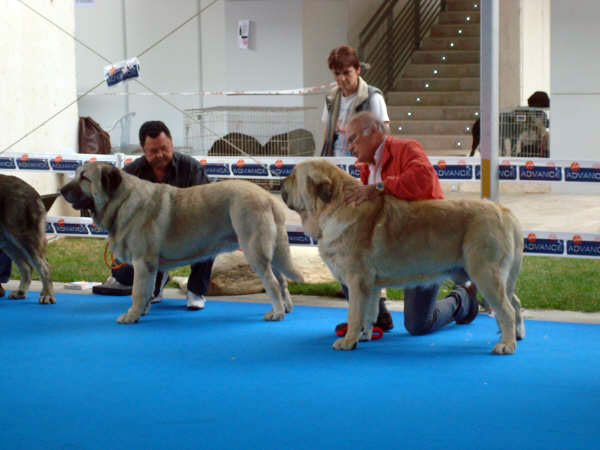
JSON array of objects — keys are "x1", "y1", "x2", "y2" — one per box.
[{"x1": 386, "y1": 0, "x2": 481, "y2": 157}]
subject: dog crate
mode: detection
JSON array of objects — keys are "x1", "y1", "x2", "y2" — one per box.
[
  {"x1": 183, "y1": 106, "x2": 317, "y2": 157},
  {"x1": 499, "y1": 107, "x2": 550, "y2": 157}
]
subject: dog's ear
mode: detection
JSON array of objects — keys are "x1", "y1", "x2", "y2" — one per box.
[
  {"x1": 307, "y1": 171, "x2": 333, "y2": 204},
  {"x1": 101, "y1": 164, "x2": 122, "y2": 197}
]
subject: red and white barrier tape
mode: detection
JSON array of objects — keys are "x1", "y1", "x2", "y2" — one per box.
[{"x1": 80, "y1": 82, "x2": 337, "y2": 97}]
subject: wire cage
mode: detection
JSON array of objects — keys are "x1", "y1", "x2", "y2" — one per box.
[
  {"x1": 499, "y1": 107, "x2": 550, "y2": 157},
  {"x1": 183, "y1": 106, "x2": 317, "y2": 157}
]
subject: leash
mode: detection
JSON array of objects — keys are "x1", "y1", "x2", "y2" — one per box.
[{"x1": 104, "y1": 242, "x2": 127, "y2": 270}]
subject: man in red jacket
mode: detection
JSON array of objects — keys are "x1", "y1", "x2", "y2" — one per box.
[{"x1": 339, "y1": 111, "x2": 479, "y2": 338}]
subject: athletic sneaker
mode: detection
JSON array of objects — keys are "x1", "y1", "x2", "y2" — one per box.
[
  {"x1": 186, "y1": 291, "x2": 206, "y2": 310},
  {"x1": 92, "y1": 276, "x2": 132, "y2": 296}
]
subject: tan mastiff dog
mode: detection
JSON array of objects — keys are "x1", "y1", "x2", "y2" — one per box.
[
  {"x1": 61, "y1": 162, "x2": 303, "y2": 324},
  {"x1": 281, "y1": 159, "x2": 525, "y2": 354}
]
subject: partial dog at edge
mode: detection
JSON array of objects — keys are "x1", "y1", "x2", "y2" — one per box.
[
  {"x1": 0, "y1": 174, "x2": 56, "y2": 304},
  {"x1": 281, "y1": 159, "x2": 525, "y2": 354},
  {"x1": 60, "y1": 161, "x2": 303, "y2": 324}
]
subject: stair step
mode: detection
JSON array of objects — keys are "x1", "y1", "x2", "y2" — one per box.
[
  {"x1": 387, "y1": 91, "x2": 479, "y2": 106},
  {"x1": 430, "y1": 23, "x2": 480, "y2": 37},
  {"x1": 390, "y1": 120, "x2": 475, "y2": 135},
  {"x1": 421, "y1": 36, "x2": 480, "y2": 51},
  {"x1": 445, "y1": 0, "x2": 481, "y2": 12},
  {"x1": 402, "y1": 63, "x2": 479, "y2": 78},
  {"x1": 411, "y1": 50, "x2": 479, "y2": 64},
  {"x1": 395, "y1": 134, "x2": 473, "y2": 152},
  {"x1": 388, "y1": 106, "x2": 480, "y2": 121},
  {"x1": 395, "y1": 77, "x2": 479, "y2": 91},
  {"x1": 439, "y1": 11, "x2": 480, "y2": 24}
]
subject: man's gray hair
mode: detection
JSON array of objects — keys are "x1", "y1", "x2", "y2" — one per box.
[{"x1": 349, "y1": 111, "x2": 387, "y2": 135}]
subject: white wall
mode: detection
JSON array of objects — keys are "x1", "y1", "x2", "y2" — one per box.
[
  {"x1": 551, "y1": 0, "x2": 600, "y2": 193},
  {"x1": 302, "y1": 0, "x2": 348, "y2": 153},
  {"x1": 1, "y1": 0, "x2": 79, "y2": 213},
  {"x1": 75, "y1": 0, "x2": 202, "y2": 150},
  {"x1": 520, "y1": 0, "x2": 550, "y2": 106},
  {"x1": 74, "y1": 0, "x2": 382, "y2": 153}
]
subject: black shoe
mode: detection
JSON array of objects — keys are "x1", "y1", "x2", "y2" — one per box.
[
  {"x1": 374, "y1": 298, "x2": 394, "y2": 331},
  {"x1": 0, "y1": 283, "x2": 4, "y2": 298},
  {"x1": 455, "y1": 283, "x2": 479, "y2": 325},
  {"x1": 92, "y1": 276, "x2": 132, "y2": 296}
]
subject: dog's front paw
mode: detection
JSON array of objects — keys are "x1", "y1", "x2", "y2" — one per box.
[
  {"x1": 333, "y1": 337, "x2": 358, "y2": 350},
  {"x1": 7, "y1": 290, "x2": 25, "y2": 300},
  {"x1": 38, "y1": 294, "x2": 56, "y2": 304},
  {"x1": 117, "y1": 312, "x2": 140, "y2": 324},
  {"x1": 492, "y1": 341, "x2": 516, "y2": 355},
  {"x1": 264, "y1": 310, "x2": 285, "y2": 321}
]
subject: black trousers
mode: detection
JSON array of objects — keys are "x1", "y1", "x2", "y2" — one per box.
[
  {"x1": 0, "y1": 250, "x2": 11, "y2": 283},
  {"x1": 112, "y1": 258, "x2": 215, "y2": 297}
]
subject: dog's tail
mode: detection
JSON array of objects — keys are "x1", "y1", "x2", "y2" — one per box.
[{"x1": 40, "y1": 193, "x2": 60, "y2": 212}]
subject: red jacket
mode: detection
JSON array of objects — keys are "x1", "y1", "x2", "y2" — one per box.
[{"x1": 359, "y1": 136, "x2": 444, "y2": 200}]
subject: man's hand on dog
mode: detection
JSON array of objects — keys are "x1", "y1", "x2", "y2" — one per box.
[{"x1": 344, "y1": 184, "x2": 381, "y2": 206}]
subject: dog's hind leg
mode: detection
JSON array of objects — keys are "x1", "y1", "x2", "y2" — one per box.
[
  {"x1": 239, "y1": 233, "x2": 287, "y2": 321},
  {"x1": 8, "y1": 253, "x2": 32, "y2": 300},
  {"x1": 510, "y1": 294, "x2": 525, "y2": 340},
  {"x1": 506, "y1": 255, "x2": 525, "y2": 340},
  {"x1": 273, "y1": 269, "x2": 293, "y2": 313},
  {"x1": 30, "y1": 254, "x2": 55, "y2": 304},
  {"x1": 470, "y1": 267, "x2": 517, "y2": 354}
]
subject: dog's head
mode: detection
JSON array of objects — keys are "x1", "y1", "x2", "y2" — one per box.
[
  {"x1": 281, "y1": 159, "x2": 354, "y2": 236},
  {"x1": 281, "y1": 159, "x2": 338, "y2": 213},
  {"x1": 60, "y1": 162, "x2": 122, "y2": 216}
]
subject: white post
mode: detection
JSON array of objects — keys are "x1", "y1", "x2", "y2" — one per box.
[{"x1": 480, "y1": 0, "x2": 499, "y2": 201}]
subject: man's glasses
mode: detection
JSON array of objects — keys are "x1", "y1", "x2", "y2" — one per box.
[{"x1": 347, "y1": 127, "x2": 370, "y2": 145}]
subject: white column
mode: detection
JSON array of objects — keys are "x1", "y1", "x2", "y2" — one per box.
[{"x1": 480, "y1": 0, "x2": 499, "y2": 201}]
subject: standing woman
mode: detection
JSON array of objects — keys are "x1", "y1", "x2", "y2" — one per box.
[
  {"x1": 320, "y1": 45, "x2": 390, "y2": 157},
  {"x1": 320, "y1": 45, "x2": 394, "y2": 336}
]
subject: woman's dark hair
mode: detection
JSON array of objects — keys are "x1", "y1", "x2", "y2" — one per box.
[
  {"x1": 328, "y1": 45, "x2": 360, "y2": 72},
  {"x1": 139, "y1": 120, "x2": 172, "y2": 147},
  {"x1": 527, "y1": 91, "x2": 550, "y2": 108}
]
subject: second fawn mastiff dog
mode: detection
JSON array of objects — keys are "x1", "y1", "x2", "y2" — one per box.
[
  {"x1": 61, "y1": 162, "x2": 304, "y2": 324},
  {"x1": 281, "y1": 159, "x2": 525, "y2": 354}
]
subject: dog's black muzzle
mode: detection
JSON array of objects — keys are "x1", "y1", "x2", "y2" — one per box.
[{"x1": 60, "y1": 182, "x2": 95, "y2": 212}]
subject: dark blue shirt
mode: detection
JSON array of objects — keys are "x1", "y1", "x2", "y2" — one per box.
[{"x1": 124, "y1": 152, "x2": 209, "y2": 188}]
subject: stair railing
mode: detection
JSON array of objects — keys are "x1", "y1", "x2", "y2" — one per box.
[{"x1": 359, "y1": 0, "x2": 445, "y2": 93}]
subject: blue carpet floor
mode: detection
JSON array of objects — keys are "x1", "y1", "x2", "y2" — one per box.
[{"x1": 1, "y1": 292, "x2": 599, "y2": 450}]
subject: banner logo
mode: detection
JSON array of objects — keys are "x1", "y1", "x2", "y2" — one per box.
[
  {"x1": 435, "y1": 164, "x2": 473, "y2": 180},
  {"x1": 567, "y1": 236, "x2": 600, "y2": 257},
  {"x1": 565, "y1": 166, "x2": 600, "y2": 182},
  {"x1": 519, "y1": 164, "x2": 561, "y2": 181},
  {"x1": 287, "y1": 231, "x2": 312, "y2": 245},
  {"x1": 204, "y1": 163, "x2": 231, "y2": 176},
  {"x1": 231, "y1": 163, "x2": 268, "y2": 177},
  {"x1": 523, "y1": 237, "x2": 564, "y2": 255}
]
